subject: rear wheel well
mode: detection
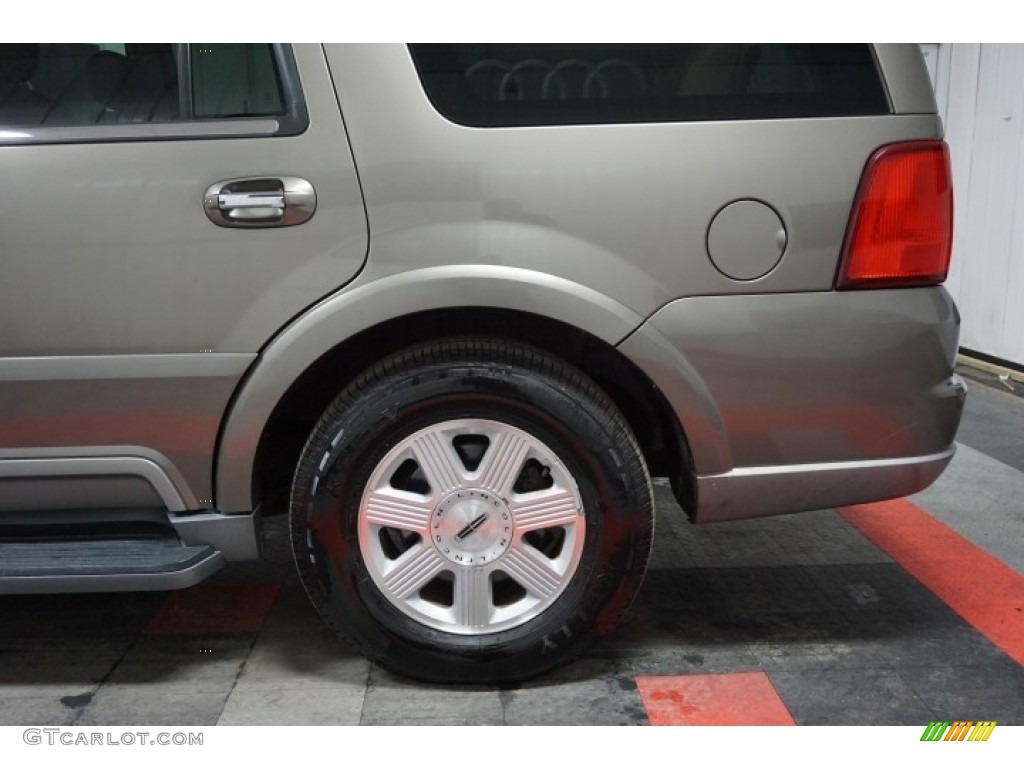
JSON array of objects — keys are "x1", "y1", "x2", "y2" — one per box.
[{"x1": 250, "y1": 308, "x2": 695, "y2": 517}]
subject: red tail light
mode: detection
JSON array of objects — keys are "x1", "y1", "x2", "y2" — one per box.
[{"x1": 836, "y1": 140, "x2": 953, "y2": 290}]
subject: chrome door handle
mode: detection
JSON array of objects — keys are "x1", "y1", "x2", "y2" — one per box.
[
  {"x1": 203, "y1": 176, "x2": 316, "y2": 228},
  {"x1": 219, "y1": 192, "x2": 285, "y2": 211}
]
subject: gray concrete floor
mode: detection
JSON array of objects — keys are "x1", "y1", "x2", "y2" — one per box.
[
  {"x1": 1, "y1": 370, "x2": 1022, "y2": 726},
  {"x1": 954, "y1": 364, "x2": 1024, "y2": 473}
]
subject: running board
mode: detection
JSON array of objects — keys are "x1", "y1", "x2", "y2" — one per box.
[{"x1": 0, "y1": 536, "x2": 225, "y2": 594}]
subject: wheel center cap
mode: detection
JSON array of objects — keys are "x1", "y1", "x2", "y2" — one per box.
[{"x1": 431, "y1": 489, "x2": 512, "y2": 566}]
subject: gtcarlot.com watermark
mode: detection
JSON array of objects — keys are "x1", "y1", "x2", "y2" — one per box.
[{"x1": 23, "y1": 728, "x2": 203, "y2": 747}]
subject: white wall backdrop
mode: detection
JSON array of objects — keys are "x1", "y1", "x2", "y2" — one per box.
[{"x1": 927, "y1": 44, "x2": 1024, "y2": 367}]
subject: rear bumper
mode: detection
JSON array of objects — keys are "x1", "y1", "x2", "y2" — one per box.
[
  {"x1": 695, "y1": 445, "x2": 955, "y2": 523},
  {"x1": 619, "y1": 287, "x2": 965, "y2": 521}
]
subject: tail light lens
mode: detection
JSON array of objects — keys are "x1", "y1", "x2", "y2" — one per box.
[{"x1": 836, "y1": 140, "x2": 953, "y2": 290}]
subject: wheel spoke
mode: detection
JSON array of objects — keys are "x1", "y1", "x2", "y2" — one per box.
[
  {"x1": 409, "y1": 430, "x2": 464, "y2": 497},
  {"x1": 476, "y1": 429, "x2": 531, "y2": 497},
  {"x1": 363, "y1": 489, "x2": 432, "y2": 533},
  {"x1": 453, "y1": 567, "x2": 492, "y2": 628},
  {"x1": 382, "y1": 544, "x2": 447, "y2": 600},
  {"x1": 502, "y1": 543, "x2": 563, "y2": 600},
  {"x1": 510, "y1": 488, "x2": 581, "y2": 531}
]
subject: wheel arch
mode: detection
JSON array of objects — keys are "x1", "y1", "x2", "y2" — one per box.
[{"x1": 214, "y1": 267, "x2": 697, "y2": 515}]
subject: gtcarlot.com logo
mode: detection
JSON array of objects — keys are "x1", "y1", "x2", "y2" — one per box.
[
  {"x1": 920, "y1": 721, "x2": 997, "y2": 742},
  {"x1": 23, "y1": 729, "x2": 203, "y2": 747}
]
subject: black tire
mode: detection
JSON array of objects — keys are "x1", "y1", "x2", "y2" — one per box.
[{"x1": 289, "y1": 337, "x2": 653, "y2": 683}]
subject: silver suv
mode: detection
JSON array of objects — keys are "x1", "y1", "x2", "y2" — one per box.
[{"x1": 0, "y1": 44, "x2": 964, "y2": 682}]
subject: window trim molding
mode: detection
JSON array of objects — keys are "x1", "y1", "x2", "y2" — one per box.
[
  {"x1": 0, "y1": 119, "x2": 283, "y2": 145},
  {"x1": 0, "y1": 43, "x2": 308, "y2": 146},
  {"x1": 272, "y1": 43, "x2": 309, "y2": 135}
]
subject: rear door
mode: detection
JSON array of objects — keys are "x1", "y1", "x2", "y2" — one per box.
[{"x1": 0, "y1": 43, "x2": 367, "y2": 509}]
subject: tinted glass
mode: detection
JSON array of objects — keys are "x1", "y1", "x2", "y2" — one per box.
[
  {"x1": 191, "y1": 43, "x2": 284, "y2": 118},
  {"x1": 0, "y1": 43, "x2": 285, "y2": 127},
  {"x1": 0, "y1": 43, "x2": 180, "y2": 126},
  {"x1": 409, "y1": 44, "x2": 890, "y2": 127}
]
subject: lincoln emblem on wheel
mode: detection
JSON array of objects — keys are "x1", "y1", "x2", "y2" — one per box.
[
  {"x1": 431, "y1": 489, "x2": 513, "y2": 566},
  {"x1": 455, "y1": 513, "x2": 490, "y2": 542}
]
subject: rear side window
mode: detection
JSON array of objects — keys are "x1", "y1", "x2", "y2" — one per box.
[
  {"x1": 0, "y1": 43, "x2": 302, "y2": 135},
  {"x1": 409, "y1": 44, "x2": 890, "y2": 127}
]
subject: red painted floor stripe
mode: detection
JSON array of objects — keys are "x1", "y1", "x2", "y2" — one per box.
[
  {"x1": 635, "y1": 672, "x2": 795, "y2": 726},
  {"x1": 840, "y1": 498, "x2": 1024, "y2": 666},
  {"x1": 144, "y1": 583, "x2": 281, "y2": 635}
]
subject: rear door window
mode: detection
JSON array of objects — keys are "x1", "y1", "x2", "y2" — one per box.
[{"x1": 0, "y1": 43, "x2": 302, "y2": 137}]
